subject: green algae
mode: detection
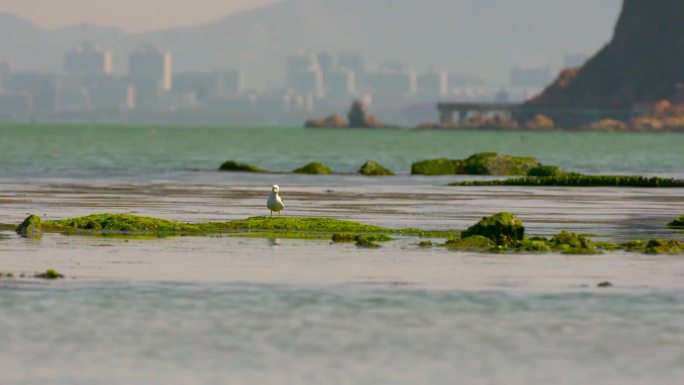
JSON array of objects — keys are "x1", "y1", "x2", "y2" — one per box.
[
  {"x1": 527, "y1": 165, "x2": 565, "y2": 178},
  {"x1": 355, "y1": 235, "x2": 382, "y2": 248},
  {"x1": 418, "y1": 241, "x2": 434, "y2": 247},
  {"x1": 293, "y1": 162, "x2": 334, "y2": 175},
  {"x1": 34, "y1": 269, "x2": 64, "y2": 280},
  {"x1": 411, "y1": 158, "x2": 465, "y2": 175},
  {"x1": 550, "y1": 231, "x2": 598, "y2": 254},
  {"x1": 450, "y1": 174, "x2": 684, "y2": 187},
  {"x1": 359, "y1": 160, "x2": 395, "y2": 176},
  {"x1": 463, "y1": 153, "x2": 540, "y2": 176},
  {"x1": 411, "y1": 153, "x2": 539, "y2": 176},
  {"x1": 643, "y1": 239, "x2": 683, "y2": 255},
  {"x1": 461, "y1": 212, "x2": 525, "y2": 246},
  {"x1": 519, "y1": 239, "x2": 553, "y2": 252},
  {"x1": 218, "y1": 160, "x2": 264, "y2": 173},
  {"x1": 16, "y1": 214, "x2": 42, "y2": 239},
  {"x1": 445, "y1": 235, "x2": 496, "y2": 250},
  {"x1": 669, "y1": 215, "x2": 684, "y2": 227},
  {"x1": 215, "y1": 217, "x2": 391, "y2": 234},
  {"x1": 44, "y1": 214, "x2": 199, "y2": 234},
  {"x1": 332, "y1": 233, "x2": 392, "y2": 243}
]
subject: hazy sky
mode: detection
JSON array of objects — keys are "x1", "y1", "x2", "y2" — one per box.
[{"x1": 0, "y1": 0, "x2": 278, "y2": 32}]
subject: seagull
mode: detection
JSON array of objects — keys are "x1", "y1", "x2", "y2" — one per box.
[{"x1": 267, "y1": 184, "x2": 285, "y2": 216}]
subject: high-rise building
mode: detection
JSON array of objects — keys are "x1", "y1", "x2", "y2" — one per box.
[
  {"x1": 326, "y1": 69, "x2": 356, "y2": 98},
  {"x1": 6, "y1": 72, "x2": 60, "y2": 112},
  {"x1": 128, "y1": 45, "x2": 173, "y2": 108},
  {"x1": 417, "y1": 69, "x2": 448, "y2": 97},
  {"x1": 215, "y1": 70, "x2": 244, "y2": 97},
  {"x1": 365, "y1": 65, "x2": 417, "y2": 95},
  {"x1": 287, "y1": 53, "x2": 324, "y2": 98},
  {"x1": 129, "y1": 45, "x2": 173, "y2": 91},
  {"x1": 337, "y1": 54, "x2": 366, "y2": 82},
  {"x1": 64, "y1": 43, "x2": 113, "y2": 75}
]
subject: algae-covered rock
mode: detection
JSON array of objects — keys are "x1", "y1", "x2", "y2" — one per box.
[
  {"x1": 445, "y1": 235, "x2": 496, "y2": 250},
  {"x1": 293, "y1": 162, "x2": 334, "y2": 175},
  {"x1": 332, "y1": 233, "x2": 391, "y2": 243},
  {"x1": 520, "y1": 239, "x2": 552, "y2": 252},
  {"x1": 464, "y1": 153, "x2": 541, "y2": 176},
  {"x1": 46, "y1": 213, "x2": 199, "y2": 233},
  {"x1": 219, "y1": 160, "x2": 264, "y2": 173},
  {"x1": 418, "y1": 241, "x2": 434, "y2": 247},
  {"x1": 461, "y1": 212, "x2": 525, "y2": 246},
  {"x1": 644, "y1": 239, "x2": 683, "y2": 255},
  {"x1": 34, "y1": 269, "x2": 64, "y2": 280},
  {"x1": 669, "y1": 215, "x2": 684, "y2": 227},
  {"x1": 359, "y1": 160, "x2": 395, "y2": 176},
  {"x1": 16, "y1": 215, "x2": 42, "y2": 238},
  {"x1": 528, "y1": 165, "x2": 565, "y2": 178},
  {"x1": 355, "y1": 235, "x2": 382, "y2": 248},
  {"x1": 550, "y1": 231, "x2": 597, "y2": 254},
  {"x1": 411, "y1": 158, "x2": 465, "y2": 175}
]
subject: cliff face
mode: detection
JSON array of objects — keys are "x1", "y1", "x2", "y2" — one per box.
[{"x1": 528, "y1": 0, "x2": 684, "y2": 109}]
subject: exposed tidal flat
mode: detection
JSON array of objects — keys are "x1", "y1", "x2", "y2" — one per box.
[{"x1": 1, "y1": 125, "x2": 684, "y2": 384}]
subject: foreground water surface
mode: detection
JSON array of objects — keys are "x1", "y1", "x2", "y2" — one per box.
[{"x1": 1, "y1": 125, "x2": 683, "y2": 384}]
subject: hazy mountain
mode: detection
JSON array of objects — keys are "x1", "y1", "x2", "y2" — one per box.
[
  {"x1": 0, "y1": 0, "x2": 622, "y2": 85},
  {"x1": 530, "y1": 0, "x2": 684, "y2": 109}
]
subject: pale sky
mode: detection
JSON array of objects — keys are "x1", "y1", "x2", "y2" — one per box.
[{"x1": 0, "y1": 0, "x2": 278, "y2": 32}]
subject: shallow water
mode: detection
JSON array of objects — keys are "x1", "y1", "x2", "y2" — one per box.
[
  {"x1": 1, "y1": 126, "x2": 684, "y2": 384},
  {"x1": 2, "y1": 283, "x2": 684, "y2": 385}
]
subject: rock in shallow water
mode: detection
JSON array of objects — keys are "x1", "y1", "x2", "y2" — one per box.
[{"x1": 16, "y1": 215, "x2": 42, "y2": 239}]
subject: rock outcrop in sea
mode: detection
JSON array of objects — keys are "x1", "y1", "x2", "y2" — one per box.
[
  {"x1": 305, "y1": 101, "x2": 393, "y2": 129},
  {"x1": 525, "y1": 0, "x2": 684, "y2": 129}
]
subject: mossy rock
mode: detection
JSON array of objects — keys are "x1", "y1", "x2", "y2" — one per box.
[
  {"x1": 445, "y1": 235, "x2": 496, "y2": 250},
  {"x1": 550, "y1": 231, "x2": 597, "y2": 254},
  {"x1": 355, "y1": 235, "x2": 382, "y2": 248},
  {"x1": 16, "y1": 215, "x2": 42, "y2": 238},
  {"x1": 332, "y1": 233, "x2": 392, "y2": 243},
  {"x1": 219, "y1": 160, "x2": 264, "y2": 173},
  {"x1": 643, "y1": 239, "x2": 683, "y2": 255},
  {"x1": 418, "y1": 241, "x2": 434, "y2": 247},
  {"x1": 293, "y1": 162, "x2": 334, "y2": 175},
  {"x1": 461, "y1": 212, "x2": 525, "y2": 246},
  {"x1": 450, "y1": 174, "x2": 684, "y2": 187},
  {"x1": 359, "y1": 160, "x2": 395, "y2": 176},
  {"x1": 411, "y1": 158, "x2": 465, "y2": 175},
  {"x1": 464, "y1": 153, "x2": 540, "y2": 176},
  {"x1": 45, "y1": 214, "x2": 199, "y2": 233},
  {"x1": 520, "y1": 239, "x2": 552, "y2": 252},
  {"x1": 621, "y1": 240, "x2": 647, "y2": 252},
  {"x1": 34, "y1": 269, "x2": 64, "y2": 280},
  {"x1": 669, "y1": 215, "x2": 684, "y2": 227},
  {"x1": 528, "y1": 165, "x2": 565, "y2": 178}
]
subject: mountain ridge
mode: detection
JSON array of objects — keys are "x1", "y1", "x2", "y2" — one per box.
[{"x1": 0, "y1": 0, "x2": 622, "y2": 86}]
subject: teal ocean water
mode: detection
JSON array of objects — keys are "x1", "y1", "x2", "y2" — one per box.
[{"x1": 1, "y1": 125, "x2": 683, "y2": 179}]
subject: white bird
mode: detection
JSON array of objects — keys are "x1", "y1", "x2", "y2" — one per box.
[{"x1": 267, "y1": 185, "x2": 285, "y2": 216}]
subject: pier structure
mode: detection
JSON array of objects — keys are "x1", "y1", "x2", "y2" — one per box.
[{"x1": 437, "y1": 102, "x2": 519, "y2": 125}]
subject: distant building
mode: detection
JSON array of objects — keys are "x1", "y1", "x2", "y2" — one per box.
[
  {"x1": 365, "y1": 65, "x2": 417, "y2": 95},
  {"x1": 214, "y1": 70, "x2": 243, "y2": 97},
  {"x1": 128, "y1": 45, "x2": 173, "y2": 108},
  {"x1": 417, "y1": 69, "x2": 448, "y2": 97},
  {"x1": 64, "y1": 43, "x2": 113, "y2": 75},
  {"x1": 0, "y1": 92, "x2": 32, "y2": 119},
  {"x1": 6, "y1": 72, "x2": 60, "y2": 112},
  {"x1": 316, "y1": 52, "x2": 335, "y2": 77},
  {"x1": 88, "y1": 76, "x2": 135, "y2": 111},
  {"x1": 172, "y1": 72, "x2": 217, "y2": 102},
  {"x1": 510, "y1": 66, "x2": 552, "y2": 88},
  {"x1": 326, "y1": 69, "x2": 356, "y2": 98},
  {"x1": 563, "y1": 53, "x2": 589, "y2": 68},
  {"x1": 286, "y1": 53, "x2": 324, "y2": 98},
  {"x1": 337, "y1": 54, "x2": 366, "y2": 84}
]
